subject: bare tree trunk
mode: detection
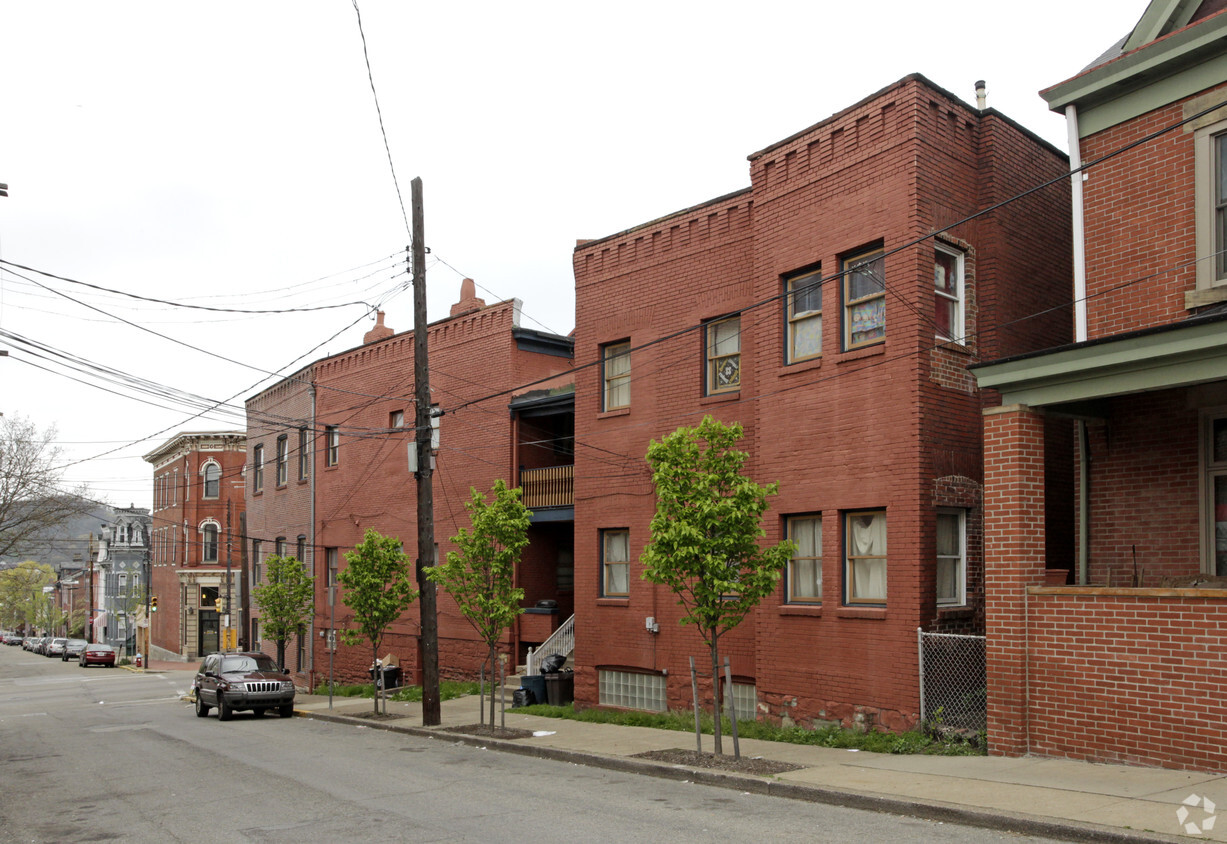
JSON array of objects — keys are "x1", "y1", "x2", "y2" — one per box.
[
  {"x1": 724, "y1": 657, "x2": 740, "y2": 760},
  {"x1": 709, "y1": 639, "x2": 723, "y2": 755},
  {"x1": 488, "y1": 644, "x2": 497, "y2": 728},
  {"x1": 689, "y1": 657, "x2": 702, "y2": 753},
  {"x1": 479, "y1": 661, "x2": 486, "y2": 726},
  {"x1": 372, "y1": 646, "x2": 380, "y2": 715}
]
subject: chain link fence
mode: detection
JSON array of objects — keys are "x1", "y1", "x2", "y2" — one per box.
[{"x1": 918, "y1": 629, "x2": 986, "y2": 733}]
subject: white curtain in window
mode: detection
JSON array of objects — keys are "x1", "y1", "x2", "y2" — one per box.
[
  {"x1": 850, "y1": 513, "x2": 886, "y2": 600},
  {"x1": 605, "y1": 348, "x2": 630, "y2": 408},
  {"x1": 790, "y1": 518, "x2": 821, "y2": 598},
  {"x1": 605, "y1": 531, "x2": 629, "y2": 595}
]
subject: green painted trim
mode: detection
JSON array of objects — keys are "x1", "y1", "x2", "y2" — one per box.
[
  {"x1": 1124, "y1": 0, "x2": 1199, "y2": 53},
  {"x1": 1044, "y1": 13, "x2": 1227, "y2": 134},
  {"x1": 974, "y1": 319, "x2": 1227, "y2": 406}
]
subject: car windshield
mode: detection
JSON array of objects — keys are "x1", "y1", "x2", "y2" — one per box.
[{"x1": 221, "y1": 655, "x2": 277, "y2": 673}]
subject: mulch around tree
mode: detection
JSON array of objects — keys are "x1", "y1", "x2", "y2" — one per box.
[
  {"x1": 632, "y1": 748, "x2": 803, "y2": 776},
  {"x1": 346, "y1": 710, "x2": 408, "y2": 721}
]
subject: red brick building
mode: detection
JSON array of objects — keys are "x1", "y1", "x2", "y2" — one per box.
[
  {"x1": 245, "y1": 282, "x2": 574, "y2": 689},
  {"x1": 975, "y1": 0, "x2": 1227, "y2": 772},
  {"x1": 143, "y1": 431, "x2": 246, "y2": 661},
  {"x1": 572, "y1": 74, "x2": 1072, "y2": 729}
]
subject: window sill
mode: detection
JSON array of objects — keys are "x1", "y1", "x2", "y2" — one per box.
[
  {"x1": 1186, "y1": 286, "x2": 1227, "y2": 309},
  {"x1": 700, "y1": 391, "x2": 740, "y2": 405},
  {"x1": 837, "y1": 344, "x2": 885, "y2": 364},
  {"x1": 778, "y1": 357, "x2": 822, "y2": 378},
  {"x1": 596, "y1": 597, "x2": 629, "y2": 607},
  {"x1": 933, "y1": 339, "x2": 973, "y2": 356},
  {"x1": 251, "y1": 490, "x2": 263, "y2": 497},
  {"x1": 835, "y1": 606, "x2": 887, "y2": 620},
  {"x1": 598, "y1": 407, "x2": 631, "y2": 419},
  {"x1": 778, "y1": 604, "x2": 823, "y2": 617}
]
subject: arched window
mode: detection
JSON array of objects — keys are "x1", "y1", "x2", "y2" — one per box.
[
  {"x1": 202, "y1": 462, "x2": 221, "y2": 499},
  {"x1": 202, "y1": 522, "x2": 219, "y2": 563}
]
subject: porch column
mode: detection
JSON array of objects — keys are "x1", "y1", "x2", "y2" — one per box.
[{"x1": 983, "y1": 404, "x2": 1047, "y2": 757}]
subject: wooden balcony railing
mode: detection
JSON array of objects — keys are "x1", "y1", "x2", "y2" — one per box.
[{"x1": 520, "y1": 465, "x2": 573, "y2": 509}]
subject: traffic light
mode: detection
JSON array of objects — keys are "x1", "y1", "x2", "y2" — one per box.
[{"x1": 151, "y1": 596, "x2": 158, "y2": 612}]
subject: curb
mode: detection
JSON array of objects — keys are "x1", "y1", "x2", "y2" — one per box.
[{"x1": 292, "y1": 709, "x2": 1184, "y2": 844}]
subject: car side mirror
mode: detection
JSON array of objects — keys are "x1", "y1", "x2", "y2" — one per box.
[
  {"x1": 204, "y1": 671, "x2": 216, "y2": 678},
  {"x1": 283, "y1": 668, "x2": 290, "y2": 675}
]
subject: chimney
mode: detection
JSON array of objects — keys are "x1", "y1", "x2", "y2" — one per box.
[
  {"x1": 450, "y1": 278, "x2": 487, "y2": 318},
  {"x1": 975, "y1": 80, "x2": 987, "y2": 111},
  {"x1": 363, "y1": 310, "x2": 394, "y2": 344}
]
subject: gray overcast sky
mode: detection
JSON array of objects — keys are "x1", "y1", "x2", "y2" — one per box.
[{"x1": 0, "y1": 1, "x2": 1149, "y2": 510}]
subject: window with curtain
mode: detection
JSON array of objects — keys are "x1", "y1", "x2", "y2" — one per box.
[
  {"x1": 325, "y1": 426, "x2": 340, "y2": 466},
  {"x1": 934, "y1": 246, "x2": 964, "y2": 343},
  {"x1": 787, "y1": 515, "x2": 822, "y2": 602},
  {"x1": 786, "y1": 268, "x2": 822, "y2": 363},
  {"x1": 602, "y1": 529, "x2": 630, "y2": 597},
  {"x1": 845, "y1": 511, "x2": 886, "y2": 603},
  {"x1": 936, "y1": 509, "x2": 965, "y2": 605},
  {"x1": 843, "y1": 248, "x2": 885, "y2": 350},
  {"x1": 603, "y1": 341, "x2": 631, "y2": 410}
]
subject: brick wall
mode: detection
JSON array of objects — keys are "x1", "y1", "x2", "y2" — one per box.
[
  {"x1": 573, "y1": 76, "x2": 1071, "y2": 730},
  {"x1": 1023, "y1": 588, "x2": 1227, "y2": 772}
]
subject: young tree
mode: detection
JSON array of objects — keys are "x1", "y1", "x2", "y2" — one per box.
[
  {"x1": 641, "y1": 416, "x2": 794, "y2": 755},
  {"x1": 427, "y1": 480, "x2": 530, "y2": 726},
  {"x1": 0, "y1": 415, "x2": 91, "y2": 560},
  {"x1": 338, "y1": 529, "x2": 418, "y2": 714},
  {"x1": 252, "y1": 554, "x2": 315, "y2": 670}
]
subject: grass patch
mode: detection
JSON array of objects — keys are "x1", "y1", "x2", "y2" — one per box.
[
  {"x1": 312, "y1": 679, "x2": 487, "y2": 702},
  {"x1": 511, "y1": 704, "x2": 985, "y2": 756}
]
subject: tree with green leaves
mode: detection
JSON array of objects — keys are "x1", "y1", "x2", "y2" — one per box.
[
  {"x1": 428, "y1": 479, "x2": 530, "y2": 726},
  {"x1": 641, "y1": 415, "x2": 794, "y2": 756},
  {"x1": 338, "y1": 529, "x2": 418, "y2": 714},
  {"x1": 252, "y1": 554, "x2": 315, "y2": 670},
  {"x1": 0, "y1": 561, "x2": 56, "y2": 633}
]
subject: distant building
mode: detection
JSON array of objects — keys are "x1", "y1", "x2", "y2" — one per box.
[{"x1": 95, "y1": 506, "x2": 151, "y2": 653}]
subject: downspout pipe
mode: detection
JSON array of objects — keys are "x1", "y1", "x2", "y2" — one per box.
[{"x1": 1068, "y1": 103, "x2": 1091, "y2": 585}]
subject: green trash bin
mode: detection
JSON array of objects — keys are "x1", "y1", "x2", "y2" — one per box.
[{"x1": 543, "y1": 670, "x2": 574, "y2": 706}]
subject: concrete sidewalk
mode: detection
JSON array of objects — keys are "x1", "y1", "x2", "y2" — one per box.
[{"x1": 284, "y1": 691, "x2": 1222, "y2": 843}]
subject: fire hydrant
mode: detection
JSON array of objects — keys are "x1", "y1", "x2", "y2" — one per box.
[{"x1": 135, "y1": 654, "x2": 143, "y2": 668}]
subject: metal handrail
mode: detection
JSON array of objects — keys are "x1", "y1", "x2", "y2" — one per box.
[{"x1": 525, "y1": 612, "x2": 575, "y2": 676}]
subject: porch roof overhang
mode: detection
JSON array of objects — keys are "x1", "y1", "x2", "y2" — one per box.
[
  {"x1": 529, "y1": 507, "x2": 573, "y2": 524},
  {"x1": 971, "y1": 310, "x2": 1227, "y2": 412}
]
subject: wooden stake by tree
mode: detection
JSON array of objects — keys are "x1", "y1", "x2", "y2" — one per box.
[
  {"x1": 427, "y1": 479, "x2": 530, "y2": 727},
  {"x1": 641, "y1": 416, "x2": 794, "y2": 756},
  {"x1": 338, "y1": 529, "x2": 418, "y2": 715},
  {"x1": 251, "y1": 554, "x2": 315, "y2": 670}
]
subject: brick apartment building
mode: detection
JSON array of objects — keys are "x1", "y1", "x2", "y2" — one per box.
[
  {"x1": 245, "y1": 281, "x2": 574, "y2": 689},
  {"x1": 975, "y1": 0, "x2": 1227, "y2": 771},
  {"x1": 143, "y1": 431, "x2": 246, "y2": 661},
  {"x1": 571, "y1": 74, "x2": 1072, "y2": 729}
]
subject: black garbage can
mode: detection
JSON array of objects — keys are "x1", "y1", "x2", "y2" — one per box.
[
  {"x1": 543, "y1": 670, "x2": 574, "y2": 706},
  {"x1": 520, "y1": 674, "x2": 546, "y2": 705},
  {"x1": 369, "y1": 665, "x2": 402, "y2": 690}
]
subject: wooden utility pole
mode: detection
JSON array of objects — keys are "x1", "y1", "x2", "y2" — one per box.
[{"x1": 412, "y1": 176, "x2": 441, "y2": 726}]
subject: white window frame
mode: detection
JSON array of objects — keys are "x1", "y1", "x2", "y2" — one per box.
[
  {"x1": 786, "y1": 268, "x2": 823, "y2": 363},
  {"x1": 602, "y1": 341, "x2": 631, "y2": 410},
  {"x1": 390, "y1": 410, "x2": 405, "y2": 429},
  {"x1": 252, "y1": 444, "x2": 264, "y2": 492},
  {"x1": 276, "y1": 435, "x2": 289, "y2": 486},
  {"x1": 936, "y1": 508, "x2": 966, "y2": 606},
  {"x1": 201, "y1": 461, "x2": 221, "y2": 500},
  {"x1": 325, "y1": 426, "x2": 340, "y2": 466},
  {"x1": 601, "y1": 529, "x2": 630, "y2": 598},
  {"x1": 1195, "y1": 116, "x2": 1227, "y2": 292},
  {"x1": 934, "y1": 244, "x2": 965, "y2": 343},
  {"x1": 842, "y1": 248, "x2": 885, "y2": 350},
  {"x1": 786, "y1": 515, "x2": 822, "y2": 603},
  {"x1": 201, "y1": 521, "x2": 220, "y2": 564},
  {"x1": 705, "y1": 316, "x2": 741, "y2": 395},
  {"x1": 298, "y1": 427, "x2": 310, "y2": 480}
]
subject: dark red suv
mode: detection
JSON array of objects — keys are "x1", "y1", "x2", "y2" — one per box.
[{"x1": 193, "y1": 652, "x2": 296, "y2": 720}]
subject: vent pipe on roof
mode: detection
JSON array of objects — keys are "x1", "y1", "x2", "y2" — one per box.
[{"x1": 975, "y1": 80, "x2": 987, "y2": 110}]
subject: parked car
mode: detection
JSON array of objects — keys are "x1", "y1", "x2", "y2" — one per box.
[
  {"x1": 35, "y1": 636, "x2": 53, "y2": 655},
  {"x1": 61, "y1": 639, "x2": 88, "y2": 661},
  {"x1": 22, "y1": 636, "x2": 38, "y2": 651},
  {"x1": 45, "y1": 637, "x2": 68, "y2": 657},
  {"x1": 79, "y1": 643, "x2": 116, "y2": 668},
  {"x1": 193, "y1": 652, "x2": 295, "y2": 720},
  {"x1": 3, "y1": 633, "x2": 22, "y2": 646}
]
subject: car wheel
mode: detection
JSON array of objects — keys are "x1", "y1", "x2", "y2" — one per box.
[
  {"x1": 279, "y1": 703, "x2": 294, "y2": 718},
  {"x1": 217, "y1": 694, "x2": 232, "y2": 721},
  {"x1": 195, "y1": 692, "x2": 210, "y2": 718}
]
